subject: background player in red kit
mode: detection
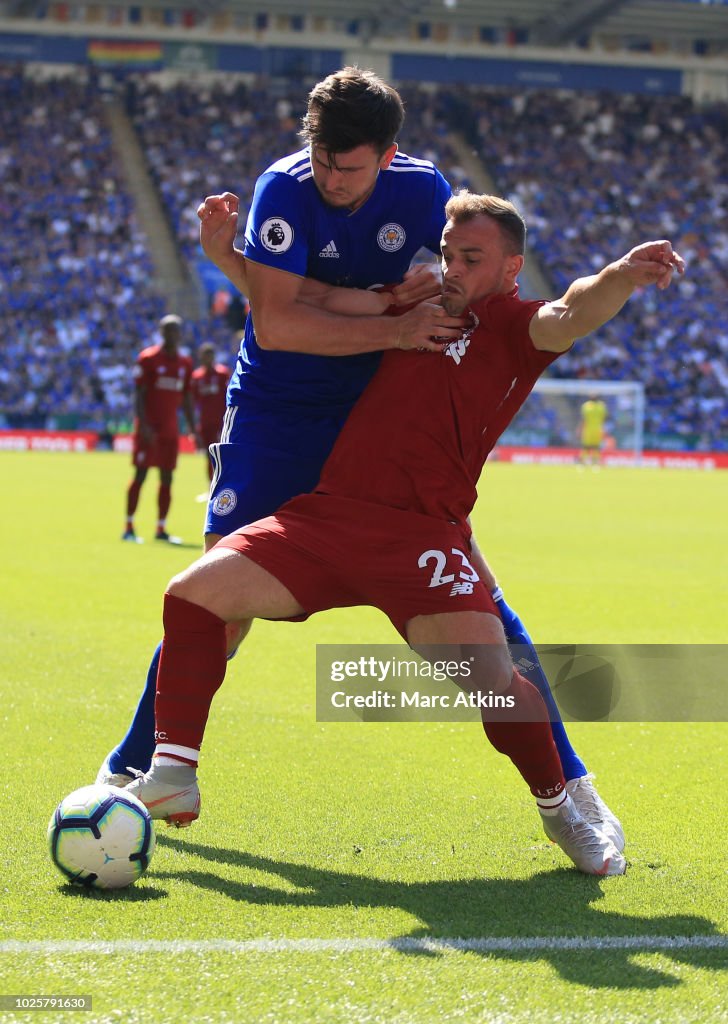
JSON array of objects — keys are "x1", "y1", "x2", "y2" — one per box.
[
  {"x1": 123, "y1": 314, "x2": 196, "y2": 544},
  {"x1": 126, "y1": 194, "x2": 684, "y2": 876},
  {"x1": 190, "y1": 342, "x2": 231, "y2": 483}
]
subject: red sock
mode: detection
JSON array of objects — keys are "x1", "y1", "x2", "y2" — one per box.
[
  {"x1": 158, "y1": 483, "x2": 172, "y2": 523},
  {"x1": 154, "y1": 593, "x2": 228, "y2": 757},
  {"x1": 481, "y1": 670, "x2": 565, "y2": 800},
  {"x1": 126, "y1": 478, "x2": 142, "y2": 518}
]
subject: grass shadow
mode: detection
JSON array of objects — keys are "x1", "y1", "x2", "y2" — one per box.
[
  {"x1": 57, "y1": 882, "x2": 168, "y2": 901},
  {"x1": 155, "y1": 835, "x2": 726, "y2": 989}
]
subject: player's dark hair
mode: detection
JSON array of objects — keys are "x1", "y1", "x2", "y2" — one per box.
[
  {"x1": 301, "y1": 66, "x2": 404, "y2": 157},
  {"x1": 445, "y1": 191, "x2": 527, "y2": 255}
]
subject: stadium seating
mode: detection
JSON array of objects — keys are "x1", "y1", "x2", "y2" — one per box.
[
  {"x1": 0, "y1": 66, "x2": 240, "y2": 432},
  {"x1": 452, "y1": 86, "x2": 727, "y2": 450},
  {"x1": 0, "y1": 66, "x2": 164, "y2": 430},
  {"x1": 1, "y1": 64, "x2": 725, "y2": 450}
]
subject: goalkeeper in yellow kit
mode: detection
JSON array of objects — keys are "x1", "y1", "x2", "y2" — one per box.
[{"x1": 579, "y1": 395, "x2": 607, "y2": 465}]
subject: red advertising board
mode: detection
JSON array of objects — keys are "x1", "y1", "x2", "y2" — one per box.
[
  {"x1": 0, "y1": 430, "x2": 99, "y2": 452},
  {"x1": 2, "y1": 432, "x2": 725, "y2": 469},
  {"x1": 112, "y1": 435, "x2": 196, "y2": 453},
  {"x1": 492, "y1": 445, "x2": 728, "y2": 470}
]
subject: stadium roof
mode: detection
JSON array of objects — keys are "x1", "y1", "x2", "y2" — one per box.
[{"x1": 5, "y1": 0, "x2": 728, "y2": 47}]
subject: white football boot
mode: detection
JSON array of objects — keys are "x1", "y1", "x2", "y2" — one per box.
[
  {"x1": 540, "y1": 797, "x2": 626, "y2": 876},
  {"x1": 566, "y1": 774, "x2": 625, "y2": 853},
  {"x1": 125, "y1": 764, "x2": 200, "y2": 828}
]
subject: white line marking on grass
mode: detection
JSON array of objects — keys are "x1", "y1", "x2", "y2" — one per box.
[{"x1": 1, "y1": 937, "x2": 727, "y2": 955}]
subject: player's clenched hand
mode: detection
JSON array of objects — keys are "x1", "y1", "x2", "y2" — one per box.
[
  {"x1": 619, "y1": 240, "x2": 685, "y2": 291},
  {"x1": 393, "y1": 302, "x2": 468, "y2": 352},
  {"x1": 197, "y1": 192, "x2": 240, "y2": 263},
  {"x1": 391, "y1": 263, "x2": 443, "y2": 307}
]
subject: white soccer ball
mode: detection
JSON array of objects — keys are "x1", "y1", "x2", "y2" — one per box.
[{"x1": 47, "y1": 784, "x2": 156, "y2": 890}]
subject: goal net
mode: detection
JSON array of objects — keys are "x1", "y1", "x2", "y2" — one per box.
[{"x1": 500, "y1": 379, "x2": 646, "y2": 460}]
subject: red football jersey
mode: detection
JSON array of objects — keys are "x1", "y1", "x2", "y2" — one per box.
[
  {"x1": 133, "y1": 344, "x2": 192, "y2": 438},
  {"x1": 318, "y1": 289, "x2": 559, "y2": 529},
  {"x1": 190, "y1": 364, "x2": 231, "y2": 431}
]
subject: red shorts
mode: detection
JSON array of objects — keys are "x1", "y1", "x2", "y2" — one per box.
[
  {"x1": 216, "y1": 493, "x2": 498, "y2": 639},
  {"x1": 132, "y1": 434, "x2": 179, "y2": 471}
]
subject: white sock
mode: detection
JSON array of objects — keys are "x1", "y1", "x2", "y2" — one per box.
[
  {"x1": 153, "y1": 755, "x2": 192, "y2": 767},
  {"x1": 154, "y1": 742, "x2": 199, "y2": 766},
  {"x1": 537, "y1": 791, "x2": 571, "y2": 816}
]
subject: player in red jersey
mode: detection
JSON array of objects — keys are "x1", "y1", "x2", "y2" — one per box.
[
  {"x1": 190, "y1": 343, "x2": 231, "y2": 484},
  {"x1": 123, "y1": 314, "x2": 196, "y2": 544},
  {"x1": 127, "y1": 194, "x2": 684, "y2": 875}
]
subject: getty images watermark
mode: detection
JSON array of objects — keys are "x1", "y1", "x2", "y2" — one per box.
[{"x1": 315, "y1": 645, "x2": 727, "y2": 722}]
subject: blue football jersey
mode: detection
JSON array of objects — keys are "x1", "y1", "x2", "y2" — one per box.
[{"x1": 229, "y1": 148, "x2": 452, "y2": 410}]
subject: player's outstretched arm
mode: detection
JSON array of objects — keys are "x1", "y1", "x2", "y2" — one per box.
[
  {"x1": 530, "y1": 240, "x2": 685, "y2": 353},
  {"x1": 247, "y1": 258, "x2": 467, "y2": 355}
]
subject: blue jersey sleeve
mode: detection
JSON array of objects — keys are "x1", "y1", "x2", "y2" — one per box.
[
  {"x1": 243, "y1": 171, "x2": 309, "y2": 277},
  {"x1": 423, "y1": 167, "x2": 452, "y2": 254}
]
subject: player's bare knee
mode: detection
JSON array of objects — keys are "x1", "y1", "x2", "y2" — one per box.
[
  {"x1": 166, "y1": 548, "x2": 246, "y2": 619},
  {"x1": 166, "y1": 567, "x2": 198, "y2": 602}
]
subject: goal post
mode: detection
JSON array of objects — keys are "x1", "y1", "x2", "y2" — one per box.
[{"x1": 500, "y1": 379, "x2": 646, "y2": 460}]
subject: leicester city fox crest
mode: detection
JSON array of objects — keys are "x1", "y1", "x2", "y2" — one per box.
[
  {"x1": 211, "y1": 489, "x2": 238, "y2": 516},
  {"x1": 377, "y1": 222, "x2": 406, "y2": 252}
]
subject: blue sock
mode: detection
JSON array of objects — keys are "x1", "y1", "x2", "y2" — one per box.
[
  {"x1": 492, "y1": 588, "x2": 588, "y2": 782},
  {"x1": 107, "y1": 642, "x2": 161, "y2": 775}
]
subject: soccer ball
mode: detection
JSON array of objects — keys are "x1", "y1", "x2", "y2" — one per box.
[{"x1": 47, "y1": 784, "x2": 156, "y2": 890}]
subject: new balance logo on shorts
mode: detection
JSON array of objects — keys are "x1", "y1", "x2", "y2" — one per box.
[
  {"x1": 319, "y1": 240, "x2": 340, "y2": 258},
  {"x1": 450, "y1": 581, "x2": 475, "y2": 596}
]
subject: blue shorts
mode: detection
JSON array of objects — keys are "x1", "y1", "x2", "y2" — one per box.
[{"x1": 204, "y1": 400, "x2": 351, "y2": 536}]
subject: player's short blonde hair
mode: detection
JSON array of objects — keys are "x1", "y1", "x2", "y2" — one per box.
[{"x1": 444, "y1": 191, "x2": 527, "y2": 255}]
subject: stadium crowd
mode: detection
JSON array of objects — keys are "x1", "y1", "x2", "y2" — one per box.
[
  {"x1": 125, "y1": 74, "x2": 303, "y2": 266},
  {"x1": 455, "y1": 86, "x2": 728, "y2": 450},
  {"x1": 0, "y1": 65, "x2": 164, "y2": 431},
  {"x1": 1, "y1": 64, "x2": 725, "y2": 450},
  {"x1": 0, "y1": 66, "x2": 241, "y2": 433},
  {"x1": 127, "y1": 74, "x2": 471, "y2": 269}
]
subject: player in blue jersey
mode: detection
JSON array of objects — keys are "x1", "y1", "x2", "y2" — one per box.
[{"x1": 98, "y1": 67, "x2": 621, "y2": 849}]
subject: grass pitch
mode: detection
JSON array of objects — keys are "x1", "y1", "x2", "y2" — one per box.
[{"x1": 1, "y1": 452, "x2": 727, "y2": 1024}]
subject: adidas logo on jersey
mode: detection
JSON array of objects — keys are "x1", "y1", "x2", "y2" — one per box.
[{"x1": 319, "y1": 240, "x2": 339, "y2": 258}]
